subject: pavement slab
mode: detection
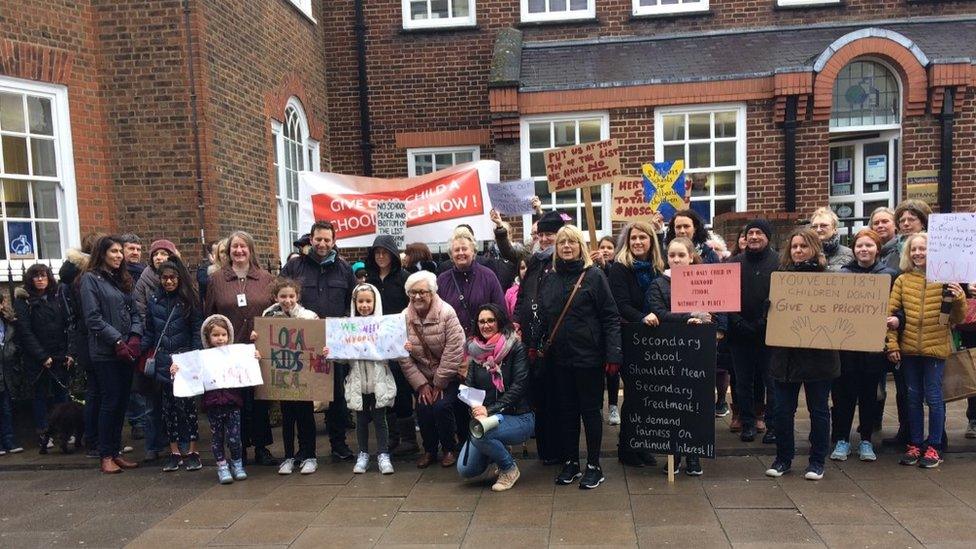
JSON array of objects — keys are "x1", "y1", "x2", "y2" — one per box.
[
  {"x1": 378, "y1": 511, "x2": 472, "y2": 545},
  {"x1": 549, "y1": 510, "x2": 637, "y2": 546},
  {"x1": 716, "y1": 509, "x2": 823, "y2": 545},
  {"x1": 208, "y1": 510, "x2": 316, "y2": 546},
  {"x1": 812, "y1": 524, "x2": 921, "y2": 549}
]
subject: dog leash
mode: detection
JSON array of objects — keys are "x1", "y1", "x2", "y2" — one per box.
[{"x1": 34, "y1": 369, "x2": 85, "y2": 406}]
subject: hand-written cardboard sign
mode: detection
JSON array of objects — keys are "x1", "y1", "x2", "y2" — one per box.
[
  {"x1": 486, "y1": 179, "x2": 535, "y2": 216},
  {"x1": 172, "y1": 344, "x2": 263, "y2": 398},
  {"x1": 642, "y1": 160, "x2": 689, "y2": 222},
  {"x1": 376, "y1": 200, "x2": 407, "y2": 249},
  {"x1": 671, "y1": 263, "x2": 741, "y2": 313},
  {"x1": 544, "y1": 139, "x2": 621, "y2": 193},
  {"x1": 621, "y1": 323, "x2": 716, "y2": 458},
  {"x1": 766, "y1": 272, "x2": 891, "y2": 352},
  {"x1": 253, "y1": 317, "x2": 333, "y2": 402},
  {"x1": 325, "y1": 314, "x2": 409, "y2": 361},
  {"x1": 611, "y1": 178, "x2": 658, "y2": 222},
  {"x1": 927, "y1": 213, "x2": 976, "y2": 283}
]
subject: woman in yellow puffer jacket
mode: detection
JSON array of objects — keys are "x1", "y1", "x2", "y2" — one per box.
[{"x1": 885, "y1": 232, "x2": 966, "y2": 469}]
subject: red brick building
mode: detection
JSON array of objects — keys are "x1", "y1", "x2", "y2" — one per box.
[{"x1": 2, "y1": 0, "x2": 975, "y2": 271}]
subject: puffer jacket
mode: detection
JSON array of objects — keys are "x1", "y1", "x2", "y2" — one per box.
[
  {"x1": 199, "y1": 314, "x2": 244, "y2": 410},
  {"x1": 133, "y1": 266, "x2": 160, "y2": 318},
  {"x1": 280, "y1": 251, "x2": 357, "y2": 319},
  {"x1": 339, "y1": 283, "x2": 397, "y2": 411},
  {"x1": 13, "y1": 286, "x2": 73, "y2": 382},
  {"x1": 0, "y1": 317, "x2": 19, "y2": 393},
  {"x1": 608, "y1": 260, "x2": 659, "y2": 323},
  {"x1": 79, "y1": 269, "x2": 143, "y2": 362},
  {"x1": 535, "y1": 258, "x2": 622, "y2": 368},
  {"x1": 141, "y1": 288, "x2": 203, "y2": 384},
  {"x1": 400, "y1": 294, "x2": 465, "y2": 391},
  {"x1": 58, "y1": 248, "x2": 89, "y2": 368},
  {"x1": 769, "y1": 261, "x2": 840, "y2": 383},
  {"x1": 886, "y1": 270, "x2": 966, "y2": 359},
  {"x1": 465, "y1": 334, "x2": 530, "y2": 416}
]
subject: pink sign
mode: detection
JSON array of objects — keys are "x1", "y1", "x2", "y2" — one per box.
[{"x1": 671, "y1": 263, "x2": 741, "y2": 313}]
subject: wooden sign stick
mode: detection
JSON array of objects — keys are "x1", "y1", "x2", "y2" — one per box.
[
  {"x1": 583, "y1": 186, "x2": 598, "y2": 251},
  {"x1": 667, "y1": 454, "x2": 675, "y2": 484}
]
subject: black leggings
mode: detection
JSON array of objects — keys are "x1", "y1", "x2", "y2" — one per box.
[
  {"x1": 281, "y1": 401, "x2": 316, "y2": 460},
  {"x1": 605, "y1": 372, "x2": 620, "y2": 406},
  {"x1": 555, "y1": 366, "x2": 604, "y2": 465}
]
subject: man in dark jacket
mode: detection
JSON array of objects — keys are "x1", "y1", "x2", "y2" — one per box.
[
  {"x1": 726, "y1": 219, "x2": 779, "y2": 443},
  {"x1": 280, "y1": 221, "x2": 358, "y2": 461},
  {"x1": 119, "y1": 233, "x2": 148, "y2": 443}
]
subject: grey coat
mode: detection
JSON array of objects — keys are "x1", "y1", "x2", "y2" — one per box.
[{"x1": 80, "y1": 270, "x2": 144, "y2": 362}]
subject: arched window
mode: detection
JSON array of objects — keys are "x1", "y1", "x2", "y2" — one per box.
[
  {"x1": 830, "y1": 60, "x2": 900, "y2": 129},
  {"x1": 272, "y1": 98, "x2": 319, "y2": 263}
]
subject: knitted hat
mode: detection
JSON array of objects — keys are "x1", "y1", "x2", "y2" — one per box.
[
  {"x1": 537, "y1": 210, "x2": 566, "y2": 234},
  {"x1": 351, "y1": 261, "x2": 366, "y2": 275},
  {"x1": 743, "y1": 219, "x2": 774, "y2": 242},
  {"x1": 149, "y1": 239, "x2": 179, "y2": 258}
]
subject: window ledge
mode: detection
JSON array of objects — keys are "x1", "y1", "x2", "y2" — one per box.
[
  {"x1": 400, "y1": 23, "x2": 480, "y2": 35},
  {"x1": 517, "y1": 16, "x2": 600, "y2": 28},
  {"x1": 283, "y1": 0, "x2": 317, "y2": 24},
  {"x1": 630, "y1": 9, "x2": 712, "y2": 21},
  {"x1": 774, "y1": 1, "x2": 844, "y2": 12}
]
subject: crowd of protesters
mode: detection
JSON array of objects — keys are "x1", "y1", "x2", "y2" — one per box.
[{"x1": 0, "y1": 197, "x2": 973, "y2": 492}]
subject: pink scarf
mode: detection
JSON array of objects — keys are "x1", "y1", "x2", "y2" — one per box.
[{"x1": 465, "y1": 332, "x2": 511, "y2": 393}]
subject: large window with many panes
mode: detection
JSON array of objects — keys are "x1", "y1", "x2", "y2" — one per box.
[
  {"x1": 655, "y1": 104, "x2": 747, "y2": 223},
  {"x1": 521, "y1": 113, "x2": 610, "y2": 239},
  {"x1": 0, "y1": 77, "x2": 78, "y2": 266},
  {"x1": 272, "y1": 98, "x2": 319, "y2": 263},
  {"x1": 407, "y1": 147, "x2": 480, "y2": 177}
]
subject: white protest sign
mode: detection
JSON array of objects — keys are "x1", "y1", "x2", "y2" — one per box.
[
  {"x1": 486, "y1": 179, "x2": 535, "y2": 216},
  {"x1": 325, "y1": 314, "x2": 409, "y2": 361},
  {"x1": 927, "y1": 213, "x2": 976, "y2": 283},
  {"x1": 376, "y1": 200, "x2": 407, "y2": 248},
  {"x1": 172, "y1": 344, "x2": 264, "y2": 398}
]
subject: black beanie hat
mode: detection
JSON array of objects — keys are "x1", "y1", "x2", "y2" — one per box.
[
  {"x1": 744, "y1": 218, "x2": 774, "y2": 242},
  {"x1": 536, "y1": 210, "x2": 566, "y2": 234}
]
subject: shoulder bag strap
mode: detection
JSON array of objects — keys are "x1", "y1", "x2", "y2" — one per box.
[
  {"x1": 409, "y1": 321, "x2": 435, "y2": 363},
  {"x1": 542, "y1": 269, "x2": 587, "y2": 356},
  {"x1": 152, "y1": 305, "x2": 178, "y2": 356}
]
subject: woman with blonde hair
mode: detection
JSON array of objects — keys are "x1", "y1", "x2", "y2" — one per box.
[{"x1": 533, "y1": 225, "x2": 621, "y2": 489}]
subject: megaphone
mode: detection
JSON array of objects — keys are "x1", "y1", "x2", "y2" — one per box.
[{"x1": 469, "y1": 415, "x2": 501, "y2": 439}]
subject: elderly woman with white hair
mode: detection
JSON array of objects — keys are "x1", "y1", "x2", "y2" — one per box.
[
  {"x1": 400, "y1": 270, "x2": 466, "y2": 468},
  {"x1": 436, "y1": 227, "x2": 505, "y2": 338},
  {"x1": 808, "y1": 207, "x2": 854, "y2": 272}
]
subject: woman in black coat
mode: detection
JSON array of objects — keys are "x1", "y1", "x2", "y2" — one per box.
[
  {"x1": 14, "y1": 263, "x2": 75, "y2": 452},
  {"x1": 533, "y1": 225, "x2": 621, "y2": 490},
  {"x1": 607, "y1": 221, "x2": 665, "y2": 467},
  {"x1": 456, "y1": 304, "x2": 533, "y2": 492}
]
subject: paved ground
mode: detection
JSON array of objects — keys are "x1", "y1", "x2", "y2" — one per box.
[{"x1": 1, "y1": 381, "x2": 975, "y2": 548}]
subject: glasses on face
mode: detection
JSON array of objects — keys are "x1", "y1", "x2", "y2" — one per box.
[
  {"x1": 477, "y1": 318, "x2": 497, "y2": 325},
  {"x1": 31, "y1": 273, "x2": 47, "y2": 279},
  {"x1": 810, "y1": 223, "x2": 831, "y2": 230},
  {"x1": 408, "y1": 290, "x2": 432, "y2": 298},
  {"x1": 160, "y1": 275, "x2": 179, "y2": 282}
]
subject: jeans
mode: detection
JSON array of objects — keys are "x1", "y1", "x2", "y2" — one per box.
[
  {"x1": 126, "y1": 391, "x2": 149, "y2": 429},
  {"x1": 457, "y1": 412, "x2": 535, "y2": 477},
  {"x1": 901, "y1": 355, "x2": 946, "y2": 448},
  {"x1": 416, "y1": 382, "x2": 458, "y2": 454},
  {"x1": 730, "y1": 339, "x2": 774, "y2": 428},
  {"x1": 773, "y1": 379, "x2": 832, "y2": 467},
  {"x1": 143, "y1": 386, "x2": 168, "y2": 454},
  {"x1": 32, "y1": 376, "x2": 68, "y2": 433},
  {"x1": 0, "y1": 390, "x2": 16, "y2": 449},
  {"x1": 93, "y1": 360, "x2": 134, "y2": 458},
  {"x1": 84, "y1": 365, "x2": 100, "y2": 450}
]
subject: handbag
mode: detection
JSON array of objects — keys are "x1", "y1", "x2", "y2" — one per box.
[
  {"x1": 943, "y1": 347, "x2": 976, "y2": 403},
  {"x1": 138, "y1": 306, "x2": 177, "y2": 378},
  {"x1": 956, "y1": 299, "x2": 976, "y2": 332},
  {"x1": 540, "y1": 270, "x2": 587, "y2": 357}
]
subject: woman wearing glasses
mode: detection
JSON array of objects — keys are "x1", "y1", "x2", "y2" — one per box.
[{"x1": 400, "y1": 270, "x2": 466, "y2": 468}]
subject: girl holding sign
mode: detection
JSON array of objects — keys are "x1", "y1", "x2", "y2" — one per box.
[
  {"x1": 324, "y1": 283, "x2": 398, "y2": 475},
  {"x1": 646, "y1": 237, "x2": 727, "y2": 477},
  {"x1": 764, "y1": 228, "x2": 840, "y2": 481},
  {"x1": 886, "y1": 232, "x2": 967, "y2": 469}
]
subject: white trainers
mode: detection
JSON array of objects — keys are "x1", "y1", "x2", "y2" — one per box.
[
  {"x1": 378, "y1": 453, "x2": 394, "y2": 475},
  {"x1": 299, "y1": 458, "x2": 318, "y2": 474},
  {"x1": 491, "y1": 464, "x2": 520, "y2": 492},
  {"x1": 278, "y1": 458, "x2": 295, "y2": 475},
  {"x1": 353, "y1": 452, "x2": 369, "y2": 474},
  {"x1": 8, "y1": 447, "x2": 23, "y2": 454},
  {"x1": 608, "y1": 405, "x2": 621, "y2": 426},
  {"x1": 46, "y1": 438, "x2": 55, "y2": 449},
  {"x1": 67, "y1": 436, "x2": 76, "y2": 445}
]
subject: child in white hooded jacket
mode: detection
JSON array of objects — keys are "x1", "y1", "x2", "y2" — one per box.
[{"x1": 324, "y1": 283, "x2": 397, "y2": 474}]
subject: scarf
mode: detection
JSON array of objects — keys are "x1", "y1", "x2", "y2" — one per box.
[
  {"x1": 822, "y1": 234, "x2": 841, "y2": 257},
  {"x1": 465, "y1": 332, "x2": 515, "y2": 393},
  {"x1": 318, "y1": 249, "x2": 338, "y2": 266},
  {"x1": 633, "y1": 260, "x2": 655, "y2": 293},
  {"x1": 790, "y1": 259, "x2": 822, "y2": 272}
]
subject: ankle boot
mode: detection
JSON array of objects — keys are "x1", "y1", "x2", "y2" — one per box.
[
  {"x1": 101, "y1": 457, "x2": 122, "y2": 474},
  {"x1": 729, "y1": 403, "x2": 742, "y2": 433},
  {"x1": 113, "y1": 455, "x2": 139, "y2": 469},
  {"x1": 755, "y1": 403, "x2": 767, "y2": 432},
  {"x1": 393, "y1": 416, "x2": 419, "y2": 457}
]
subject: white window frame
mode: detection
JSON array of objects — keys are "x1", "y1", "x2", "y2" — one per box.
[
  {"x1": 283, "y1": 0, "x2": 316, "y2": 23},
  {"x1": 0, "y1": 75, "x2": 79, "y2": 278},
  {"x1": 653, "y1": 103, "x2": 748, "y2": 222},
  {"x1": 272, "y1": 97, "x2": 319, "y2": 264},
  {"x1": 777, "y1": 0, "x2": 840, "y2": 6},
  {"x1": 402, "y1": 0, "x2": 477, "y2": 30},
  {"x1": 632, "y1": 0, "x2": 709, "y2": 16},
  {"x1": 407, "y1": 146, "x2": 480, "y2": 177},
  {"x1": 520, "y1": 0, "x2": 596, "y2": 23},
  {"x1": 827, "y1": 131, "x2": 900, "y2": 222},
  {"x1": 829, "y1": 58, "x2": 903, "y2": 134},
  {"x1": 520, "y1": 112, "x2": 611, "y2": 242}
]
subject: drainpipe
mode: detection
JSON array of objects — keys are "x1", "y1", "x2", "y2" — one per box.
[
  {"x1": 783, "y1": 95, "x2": 799, "y2": 212},
  {"x1": 938, "y1": 87, "x2": 955, "y2": 213},
  {"x1": 355, "y1": 0, "x2": 373, "y2": 176},
  {"x1": 182, "y1": 0, "x2": 208, "y2": 256}
]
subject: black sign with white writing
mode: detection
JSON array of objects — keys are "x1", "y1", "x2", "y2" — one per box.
[{"x1": 621, "y1": 322, "x2": 716, "y2": 458}]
